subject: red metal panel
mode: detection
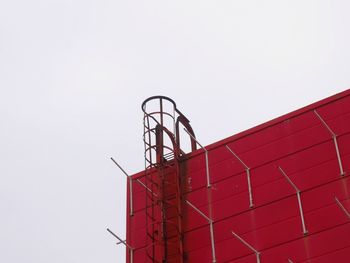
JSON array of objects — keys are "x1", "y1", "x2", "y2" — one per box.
[
  {"x1": 183, "y1": 194, "x2": 350, "y2": 258},
  {"x1": 126, "y1": 89, "x2": 350, "y2": 262},
  {"x1": 305, "y1": 246, "x2": 350, "y2": 263},
  {"x1": 259, "y1": 222, "x2": 350, "y2": 262}
]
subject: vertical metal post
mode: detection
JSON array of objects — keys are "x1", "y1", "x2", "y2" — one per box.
[
  {"x1": 256, "y1": 252, "x2": 261, "y2": 263},
  {"x1": 314, "y1": 110, "x2": 345, "y2": 176},
  {"x1": 129, "y1": 177, "x2": 133, "y2": 216},
  {"x1": 278, "y1": 166, "x2": 308, "y2": 235},
  {"x1": 209, "y1": 221, "x2": 216, "y2": 263},
  {"x1": 130, "y1": 249, "x2": 133, "y2": 263},
  {"x1": 186, "y1": 200, "x2": 216, "y2": 263},
  {"x1": 246, "y1": 168, "x2": 253, "y2": 208},
  {"x1": 205, "y1": 151, "x2": 210, "y2": 188},
  {"x1": 296, "y1": 192, "x2": 307, "y2": 235},
  {"x1": 226, "y1": 145, "x2": 254, "y2": 208},
  {"x1": 333, "y1": 136, "x2": 345, "y2": 176},
  {"x1": 231, "y1": 231, "x2": 260, "y2": 263},
  {"x1": 335, "y1": 196, "x2": 350, "y2": 219},
  {"x1": 173, "y1": 104, "x2": 176, "y2": 135},
  {"x1": 184, "y1": 128, "x2": 211, "y2": 188}
]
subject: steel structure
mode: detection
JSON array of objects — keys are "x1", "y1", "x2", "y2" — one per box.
[{"x1": 119, "y1": 90, "x2": 350, "y2": 262}]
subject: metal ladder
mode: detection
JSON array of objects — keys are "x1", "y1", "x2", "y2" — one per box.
[{"x1": 142, "y1": 96, "x2": 196, "y2": 263}]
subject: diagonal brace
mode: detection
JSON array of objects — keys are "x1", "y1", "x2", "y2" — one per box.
[{"x1": 335, "y1": 196, "x2": 350, "y2": 219}]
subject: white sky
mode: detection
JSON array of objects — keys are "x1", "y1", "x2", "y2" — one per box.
[{"x1": 1, "y1": 1, "x2": 349, "y2": 262}]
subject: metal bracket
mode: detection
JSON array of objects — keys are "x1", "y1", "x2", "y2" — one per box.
[
  {"x1": 110, "y1": 157, "x2": 134, "y2": 216},
  {"x1": 226, "y1": 145, "x2": 254, "y2": 208},
  {"x1": 334, "y1": 196, "x2": 350, "y2": 219},
  {"x1": 186, "y1": 200, "x2": 216, "y2": 263},
  {"x1": 111, "y1": 157, "x2": 159, "y2": 216},
  {"x1": 107, "y1": 228, "x2": 134, "y2": 263},
  {"x1": 135, "y1": 178, "x2": 158, "y2": 197},
  {"x1": 184, "y1": 128, "x2": 211, "y2": 188},
  {"x1": 314, "y1": 110, "x2": 345, "y2": 176},
  {"x1": 278, "y1": 166, "x2": 308, "y2": 235},
  {"x1": 231, "y1": 230, "x2": 260, "y2": 263}
]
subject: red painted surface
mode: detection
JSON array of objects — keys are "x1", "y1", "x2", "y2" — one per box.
[{"x1": 126, "y1": 89, "x2": 350, "y2": 262}]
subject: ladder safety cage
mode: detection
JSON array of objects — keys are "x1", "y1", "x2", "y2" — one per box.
[{"x1": 141, "y1": 96, "x2": 197, "y2": 263}]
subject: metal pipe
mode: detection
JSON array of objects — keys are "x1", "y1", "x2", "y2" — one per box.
[
  {"x1": 333, "y1": 135, "x2": 345, "y2": 176},
  {"x1": 111, "y1": 157, "x2": 158, "y2": 212},
  {"x1": 226, "y1": 145, "x2": 254, "y2": 208},
  {"x1": 225, "y1": 145, "x2": 249, "y2": 169},
  {"x1": 111, "y1": 157, "x2": 157, "y2": 197},
  {"x1": 335, "y1": 196, "x2": 350, "y2": 219},
  {"x1": 314, "y1": 110, "x2": 335, "y2": 136},
  {"x1": 314, "y1": 110, "x2": 345, "y2": 176},
  {"x1": 185, "y1": 200, "x2": 211, "y2": 222},
  {"x1": 129, "y1": 177, "x2": 133, "y2": 216},
  {"x1": 186, "y1": 200, "x2": 216, "y2": 263},
  {"x1": 278, "y1": 167, "x2": 308, "y2": 235},
  {"x1": 205, "y1": 151, "x2": 210, "y2": 188},
  {"x1": 209, "y1": 221, "x2": 217, "y2": 263},
  {"x1": 135, "y1": 178, "x2": 158, "y2": 197},
  {"x1": 106, "y1": 228, "x2": 134, "y2": 263},
  {"x1": 231, "y1": 231, "x2": 260, "y2": 263},
  {"x1": 278, "y1": 166, "x2": 299, "y2": 192},
  {"x1": 106, "y1": 228, "x2": 132, "y2": 250},
  {"x1": 130, "y1": 249, "x2": 133, "y2": 263},
  {"x1": 183, "y1": 128, "x2": 211, "y2": 188},
  {"x1": 297, "y1": 192, "x2": 308, "y2": 235},
  {"x1": 111, "y1": 157, "x2": 129, "y2": 176},
  {"x1": 246, "y1": 168, "x2": 253, "y2": 208}
]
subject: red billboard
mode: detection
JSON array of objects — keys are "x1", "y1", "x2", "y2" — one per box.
[{"x1": 125, "y1": 90, "x2": 350, "y2": 262}]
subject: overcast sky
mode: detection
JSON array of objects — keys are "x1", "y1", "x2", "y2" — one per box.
[{"x1": 1, "y1": 1, "x2": 349, "y2": 262}]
